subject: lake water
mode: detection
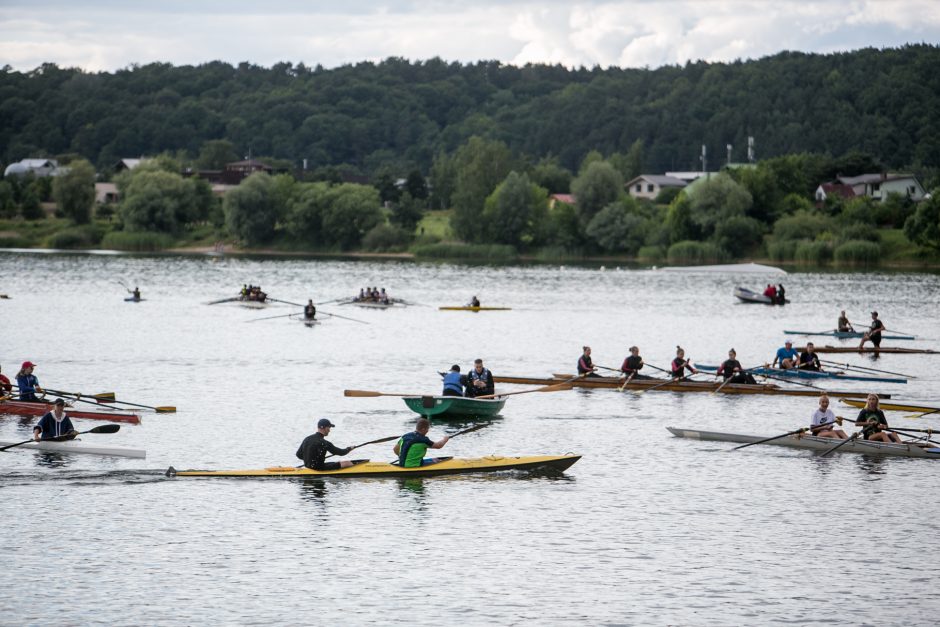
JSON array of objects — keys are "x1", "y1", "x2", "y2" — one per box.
[{"x1": 1, "y1": 251, "x2": 939, "y2": 625}]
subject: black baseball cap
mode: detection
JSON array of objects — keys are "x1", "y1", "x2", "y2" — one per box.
[
  {"x1": 54, "y1": 398, "x2": 65, "y2": 406},
  {"x1": 317, "y1": 418, "x2": 335, "y2": 428}
]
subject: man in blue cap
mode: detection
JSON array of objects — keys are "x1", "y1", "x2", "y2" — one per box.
[{"x1": 296, "y1": 418, "x2": 355, "y2": 471}]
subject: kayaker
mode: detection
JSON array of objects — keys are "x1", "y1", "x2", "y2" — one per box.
[
  {"x1": 859, "y1": 311, "x2": 884, "y2": 349},
  {"x1": 620, "y1": 346, "x2": 651, "y2": 380},
  {"x1": 808, "y1": 395, "x2": 847, "y2": 439},
  {"x1": 466, "y1": 359, "x2": 495, "y2": 398},
  {"x1": 393, "y1": 418, "x2": 450, "y2": 468},
  {"x1": 854, "y1": 394, "x2": 901, "y2": 443},
  {"x1": 16, "y1": 361, "x2": 43, "y2": 402},
  {"x1": 671, "y1": 346, "x2": 698, "y2": 380},
  {"x1": 578, "y1": 346, "x2": 599, "y2": 377},
  {"x1": 837, "y1": 310, "x2": 854, "y2": 333},
  {"x1": 33, "y1": 398, "x2": 77, "y2": 441},
  {"x1": 304, "y1": 299, "x2": 316, "y2": 320},
  {"x1": 0, "y1": 363, "x2": 12, "y2": 397},
  {"x1": 772, "y1": 340, "x2": 798, "y2": 370},
  {"x1": 440, "y1": 365, "x2": 467, "y2": 397},
  {"x1": 296, "y1": 418, "x2": 357, "y2": 471},
  {"x1": 716, "y1": 348, "x2": 756, "y2": 384},
  {"x1": 797, "y1": 342, "x2": 822, "y2": 371}
]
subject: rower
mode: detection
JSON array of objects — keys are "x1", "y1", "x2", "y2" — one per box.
[
  {"x1": 763, "y1": 284, "x2": 776, "y2": 299},
  {"x1": 393, "y1": 418, "x2": 450, "y2": 468},
  {"x1": 0, "y1": 363, "x2": 12, "y2": 398},
  {"x1": 132, "y1": 286, "x2": 141, "y2": 300},
  {"x1": 578, "y1": 346, "x2": 599, "y2": 377},
  {"x1": 809, "y1": 395, "x2": 846, "y2": 439},
  {"x1": 466, "y1": 358, "x2": 495, "y2": 398},
  {"x1": 33, "y1": 398, "x2": 77, "y2": 441},
  {"x1": 241, "y1": 284, "x2": 248, "y2": 298},
  {"x1": 854, "y1": 394, "x2": 901, "y2": 443},
  {"x1": 439, "y1": 365, "x2": 466, "y2": 397},
  {"x1": 379, "y1": 288, "x2": 389, "y2": 304},
  {"x1": 775, "y1": 283, "x2": 786, "y2": 305},
  {"x1": 671, "y1": 346, "x2": 698, "y2": 380},
  {"x1": 620, "y1": 346, "x2": 651, "y2": 380},
  {"x1": 716, "y1": 348, "x2": 756, "y2": 384},
  {"x1": 296, "y1": 418, "x2": 356, "y2": 470},
  {"x1": 304, "y1": 299, "x2": 316, "y2": 320},
  {"x1": 16, "y1": 361, "x2": 43, "y2": 402},
  {"x1": 859, "y1": 311, "x2": 884, "y2": 349},
  {"x1": 837, "y1": 310, "x2": 854, "y2": 333},
  {"x1": 772, "y1": 340, "x2": 798, "y2": 370},
  {"x1": 469, "y1": 295, "x2": 481, "y2": 307},
  {"x1": 797, "y1": 342, "x2": 822, "y2": 371}
]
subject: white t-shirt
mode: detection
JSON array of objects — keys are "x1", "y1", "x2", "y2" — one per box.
[{"x1": 811, "y1": 408, "x2": 836, "y2": 428}]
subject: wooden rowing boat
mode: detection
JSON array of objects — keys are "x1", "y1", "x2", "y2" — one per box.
[
  {"x1": 734, "y1": 286, "x2": 788, "y2": 305},
  {"x1": 695, "y1": 364, "x2": 906, "y2": 384},
  {"x1": 784, "y1": 330, "x2": 915, "y2": 340},
  {"x1": 0, "y1": 439, "x2": 146, "y2": 458},
  {"x1": 166, "y1": 454, "x2": 580, "y2": 478},
  {"x1": 808, "y1": 346, "x2": 937, "y2": 354},
  {"x1": 438, "y1": 306, "x2": 511, "y2": 311},
  {"x1": 341, "y1": 300, "x2": 397, "y2": 309},
  {"x1": 667, "y1": 426, "x2": 940, "y2": 459},
  {"x1": 0, "y1": 399, "x2": 141, "y2": 424},
  {"x1": 402, "y1": 395, "x2": 506, "y2": 418},
  {"x1": 492, "y1": 375, "x2": 887, "y2": 399},
  {"x1": 840, "y1": 399, "x2": 940, "y2": 413}
]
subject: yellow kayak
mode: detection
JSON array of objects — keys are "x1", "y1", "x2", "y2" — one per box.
[
  {"x1": 841, "y1": 399, "x2": 940, "y2": 413},
  {"x1": 166, "y1": 454, "x2": 579, "y2": 478},
  {"x1": 439, "y1": 306, "x2": 511, "y2": 311}
]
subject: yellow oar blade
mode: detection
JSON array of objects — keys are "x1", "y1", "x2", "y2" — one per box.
[
  {"x1": 345, "y1": 390, "x2": 383, "y2": 397},
  {"x1": 155, "y1": 406, "x2": 177, "y2": 413},
  {"x1": 92, "y1": 392, "x2": 116, "y2": 401}
]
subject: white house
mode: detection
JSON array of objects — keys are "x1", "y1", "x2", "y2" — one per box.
[
  {"x1": 625, "y1": 174, "x2": 687, "y2": 200},
  {"x1": 3, "y1": 158, "x2": 60, "y2": 177},
  {"x1": 836, "y1": 173, "x2": 926, "y2": 202}
]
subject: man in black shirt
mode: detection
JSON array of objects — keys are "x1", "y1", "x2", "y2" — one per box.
[
  {"x1": 466, "y1": 358, "x2": 495, "y2": 398},
  {"x1": 296, "y1": 419, "x2": 355, "y2": 471},
  {"x1": 797, "y1": 342, "x2": 822, "y2": 371},
  {"x1": 859, "y1": 311, "x2": 884, "y2": 349}
]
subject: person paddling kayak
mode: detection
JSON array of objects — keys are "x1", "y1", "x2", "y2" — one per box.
[
  {"x1": 33, "y1": 398, "x2": 78, "y2": 441},
  {"x1": 296, "y1": 419, "x2": 356, "y2": 470},
  {"x1": 393, "y1": 418, "x2": 450, "y2": 468}
]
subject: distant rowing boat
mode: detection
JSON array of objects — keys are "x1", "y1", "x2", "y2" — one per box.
[
  {"x1": 840, "y1": 399, "x2": 940, "y2": 413},
  {"x1": 402, "y1": 395, "x2": 506, "y2": 419},
  {"x1": 667, "y1": 427, "x2": 940, "y2": 459},
  {"x1": 124, "y1": 297, "x2": 145, "y2": 302},
  {"x1": 167, "y1": 454, "x2": 580, "y2": 478},
  {"x1": 0, "y1": 399, "x2": 141, "y2": 424},
  {"x1": 695, "y1": 364, "x2": 906, "y2": 384},
  {"x1": 734, "y1": 286, "x2": 788, "y2": 305},
  {"x1": 809, "y1": 346, "x2": 937, "y2": 354},
  {"x1": 0, "y1": 438, "x2": 146, "y2": 458},
  {"x1": 784, "y1": 329, "x2": 915, "y2": 340},
  {"x1": 439, "y1": 306, "x2": 511, "y2": 311}
]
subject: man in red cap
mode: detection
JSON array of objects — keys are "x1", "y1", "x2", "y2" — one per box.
[{"x1": 16, "y1": 361, "x2": 43, "y2": 402}]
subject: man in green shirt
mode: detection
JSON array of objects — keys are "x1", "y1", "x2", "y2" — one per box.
[{"x1": 394, "y1": 418, "x2": 450, "y2": 467}]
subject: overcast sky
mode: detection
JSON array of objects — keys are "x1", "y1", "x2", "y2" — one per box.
[{"x1": 1, "y1": 1, "x2": 938, "y2": 72}]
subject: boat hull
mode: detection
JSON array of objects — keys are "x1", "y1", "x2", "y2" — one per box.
[
  {"x1": 667, "y1": 427, "x2": 940, "y2": 459},
  {"x1": 809, "y1": 346, "x2": 937, "y2": 354},
  {"x1": 438, "y1": 306, "x2": 511, "y2": 311},
  {"x1": 167, "y1": 454, "x2": 580, "y2": 478},
  {"x1": 734, "y1": 286, "x2": 788, "y2": 305},
  {"x1": 0, "y1": 400, "x2": 141, "y2": 424},
  {"x1": 695, "y1": 364, "x2": 906, "y2": 384},
  {"x1": 784, "y1": 330, "x2": 915, "y2": 340},
  {"x1": 402, "y1": 396, "x2": 506, "y2": 418},
  {"x1": 840, "y1": 399, "x2": 940, "y2": 413},
  {"x1": 0, "y1": 439, "x2": 146, "y2": 458}
]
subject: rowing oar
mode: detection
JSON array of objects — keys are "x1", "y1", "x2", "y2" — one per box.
[
  {"x1": 732, "y1": 420, "x2": 838, "y2": 451},
  {"x1": 885, "y1": 427, "x2": 940, "y2": 447},
  {"x1": 754, "y1": 367, "x2": 828, "y2": 392},
  {"x1": 44, "y1": 388, "x2": 176, "y2": 413},
  {"x1": 267, "y1": 297, "x2": 305, "y2": 307},
  {"x1": 818, "y1": 359, "x2": 914, "y2": 379},
  {"x1": 207, "y1": 295, "x2": 241, "y2": 305},
  {"x1": 636, "y1": 362, "x2": 701, "y2": 395},
  {"x1": 318, "y1": 309, "x2": 369, "y2": 324},
  {"x1": 0, "y1": 423, "x2": 121, "y2": 452},
  {"x1": 344, "y1": 390, "x2": 426, "y2": 398},
  {"x1": 820, "y1": 431, "x2": 862, "y2": 457},
  {"x1": 323, "y1": 435, "x2": 402, "y2": 461},
  {"x1": 246, "y1": 312, "x2": 300, "y2": 322},
  {"x1": 476, "y1": 376, "x2": 581, "y2": 399}
]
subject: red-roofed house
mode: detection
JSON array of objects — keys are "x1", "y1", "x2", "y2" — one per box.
[
  {"x1": 549, "y1": 193, "x2": 576, "y2": 209},
  {"x1": 814, "y1": 183, "x2": 856, "y2": 203}
]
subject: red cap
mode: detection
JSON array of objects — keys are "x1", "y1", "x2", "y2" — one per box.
[{"x1": 21, "y1": 361, "x2": 36, "y2": 369}]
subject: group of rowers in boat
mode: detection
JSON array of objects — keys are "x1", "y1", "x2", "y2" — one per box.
[
  {"x1": 762, "y1": 283, "x2": 786, "y2": 304},
  {"x1": 804, "y1": 393, "x2": 906, "y2": 443},
  {"x1": 0, "y1": 360, "x2": 81, "y2": 440},
  {"x1": 839, "y1": 310, "x2": 887, "y2": 348},
  {"x1": 355, "y1": 287, "x2": 391, "y2": 304},
  {"x1": 240, "y1": 284, "x2": 267, "y2": 302}
]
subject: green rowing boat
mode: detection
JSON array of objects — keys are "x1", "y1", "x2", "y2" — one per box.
[{"x1": 402, "y1": 395, "x2": 506, "y2": 418}]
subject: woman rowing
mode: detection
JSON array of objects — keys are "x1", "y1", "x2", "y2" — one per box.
[
  {"x1": 671, "y1": 346, "x2": 698, "y2": 380},
  {"x1": 577, "y1": 346, "x2": 600, "y2": 377},
  {"x1": 716, "y1": 348, "x2": 756, "y2": 384},
  {"x1": 619, "y1": 346, "x2": 651, "y2": 380},
  {"x1": 809, "y1": 395, "x2": 846, "y2": 439},
  {"x1": 16, "y1": 361, "x2": 43, "y2": 402},
  {"x1": 854, "y1": 394, "x2": 901, "y2": 443}
]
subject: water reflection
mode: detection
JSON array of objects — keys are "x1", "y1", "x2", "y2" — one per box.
[
  {"x1": 299, "y1": 478, "x2": 330, "y2": 503},
  {"x1": 35, "y1": 452, "x2": 71, "y2": 468},
  {"x1": 854, "y1": 454, "x2": 888, "y2": 477}
]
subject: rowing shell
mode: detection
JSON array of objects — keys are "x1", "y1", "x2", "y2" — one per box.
[
  {"x1": 166, "y1": 454, "x2": 581, "y2": 478},
  {"x1": 0, "y1": 439, "x2": 146, "y2": 458},
  {"x1": 438, "y1": 306, "x2": 511, "y2": 311},
  {"x1": 695, "y1": 364, "x2": 906, "y2": 384},
  {"x1": 667, "y1": 427, "x2": 940, "y2": 459},
  {"x1": 784, "y1": 330, "x2": 915, "y2": 341},
  {"x1": 808, "y1": 346, "x2": 938, "y2": 354},
  {"x1": 840, "y1": 399, "x2": 940, "y2": 413},
  {"x1": 0, "y1": 399, "x2": 141, "y2": 424}
]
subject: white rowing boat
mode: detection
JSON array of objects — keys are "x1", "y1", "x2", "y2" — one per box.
[
  {"x1": 0, "y1": 439, "x2": 146, "y2": 458},
  {"x1": 666, "y1": 427, "x2": 940, "y2": 459}
]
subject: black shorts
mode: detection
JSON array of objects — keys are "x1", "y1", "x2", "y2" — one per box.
[
  {"x1": 871, "y1": 334, "x2": 882, "y2": 347},
  {"x1": 312, "y1": 461, "x2": 342, "y2": 471}
]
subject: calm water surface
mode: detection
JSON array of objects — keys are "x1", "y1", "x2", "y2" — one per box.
[{"x1": 1, "y1": 251, "x2": 939, "y2": 625}]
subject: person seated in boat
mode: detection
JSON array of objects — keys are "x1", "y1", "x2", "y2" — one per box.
[
  {"x1": 16, "y1": 361, "x2": 43, "y2": 402},
  {"x1": 808, "y1": 395, "x2": 847, "y2": 439},
  {"x1": 854, "y1": 394, "x2": 901, "y2": 443},
  {"x1": 241, "y1": 284, "x2": 248, "y2": 298},
  {"x1": 296, "y1": 418, "x2": 357, "y2": 470},
  {"x1": 763, "y1": 284, "x2": 776, "y2": 299},
  {"x1": 837, "y1": 310, "x2": 854, "y2": 333},
  {"x1": 32, "y1": 398, "x2": 77, "y2": 441},
  {"x1": 394, "y1": 418, "x2": 450, "y2": 468},
  {"x1": 859, "y1": 311, "x2": 884, "y2": 349},
  {"x1": 716, "y1": 348, "x2": 756, "y2": 384},
  {"x1": 620, "y1": 346, "x2": 652, "y2": 380},
  {"x1": 304, "y1": 299, "x2": 316, "y2": 320},
  {"x1": 578, "y1": 346, "x2": 599, "y2": 377},
  {"x1": 775, "y1": 284, "x2": 786, "y2": 304},
  {"x1": 797, "y1": 342, "x2": 822, "y2": 371},
  {"x1": 439, "y1": 365, "x2": 467, "y2": 397},
  {"x1": 671, "y1": 346, "x2": 698, "y2": 380},
  {"x1": 371, "y1": 286, "x2": 380, "y2": 301},
  {"x1": 469, "y1": 295, "x2": 481, "y2": 307},
  {"x1": 772, "y1": 340, "x2": 799, "y2": 370},
  {"x1": 356, "y1": 288, "x2": 367, "y2": 302},
  {"x1": 466, "y1": 359, "x2": 495, "y2": 398},
  {"x1": 132, "y1": 286, "x2": 141, "y2": 300},
  {"x1": 0, "y1": 363, "x2": 12, "y2": 398}
]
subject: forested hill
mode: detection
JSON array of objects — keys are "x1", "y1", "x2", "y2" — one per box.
[{"x1": 2, "y1": 44, "x2": 939, "y2": 174}]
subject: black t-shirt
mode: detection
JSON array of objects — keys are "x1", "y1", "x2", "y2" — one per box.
[
  {"x1": 466, "y1": 368, "x2": 494, "y2": 397},
  {"x1": 856, "y1": 408, "x2": 887, "y2": 439},
  {"x1": 718, "y1": 359, "x2": 742, "y2": 379},
  {"x1": 296, "y1": 432, "x2": 351, "y2": 469},
  {"x1": 798, "y1": 352, "x2": 820, "y2": 371},
  {"x1": 621, "y1": 355, "x2": 643, "y2": 374}
]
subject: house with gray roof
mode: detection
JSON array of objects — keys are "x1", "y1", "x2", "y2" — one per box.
[
  {"x1": 625, "y1": 174, "x2": 687, "y2": 200},
  {"x1": 4, "y1": 158, "x2": 60, "y2": 178}
]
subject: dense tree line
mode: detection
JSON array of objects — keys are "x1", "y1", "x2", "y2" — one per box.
[{"x1": 2, "y1": 45, "x2": 940, "y2": 179}]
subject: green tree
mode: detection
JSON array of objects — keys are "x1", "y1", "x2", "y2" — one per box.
[
  {"x1": 665, "y1": 193, "x2": 696, "y2": 243},
  {"x1": 610, "y1": 140, "x2": 644, "y2": 182},
  {"x1": 451, "y1": 137, "x2": 515, "y2": 242},
  {"x1": 374, "y1": 171, "x2": 400, "y2": 204},
  {"x1": 903, "y1": 194, "x2": 940, "y2": 250},
  {"x1": 405, "y1": 169, "x2": 428, "y2": 199},
  {"x1": 0, "y1": 180, "x2": 15, "y2": 218},
  {"x1": 224, "y1": 172, "x2": 279, "y2": 245},
  {"x1": 482, "y1": 171, "x2": 548, "y2": 248},
  {"x1": 286, "y1": 182, "x2": 331, "y2": 244},
  {"x1": 529, "y1": 158, "x2": 572, "y2": 194},
  {"x1": 320, "y1": 183, "x2": 383, "y2": 249},
  {"x1": 688, "y1": 174, "x2": 753, "y2": 238},
  {"x1": 714, "y1": 216, "x2": 765, "y2": 258},
  {"x1": 196, "y1": 139, "x2": 239, "y2": 170},
  {"x1": 545, "y1": 200, "x2": 583, "y2": 251},
  {"x1": 52, "y1": 158, "x2": 96, "y2": 224},
  {"x1": 570, "y1": 161, "x2": 623, "y2": 223},
  {"x1": 120, "y1": 169, "x2": 190, "y2": 232},
  {"x1": 585, "y1": 201, "x2": 648, "y2": 254},
  {"x1": 391, "y1": 191, "x2": 425, "y2": 231},
  {"x1": 20, "y1": 183, "x2": 43, "y2": 219},
  {"x1": 429, "y1": 150, "x2": 456, "y2": 210}
]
